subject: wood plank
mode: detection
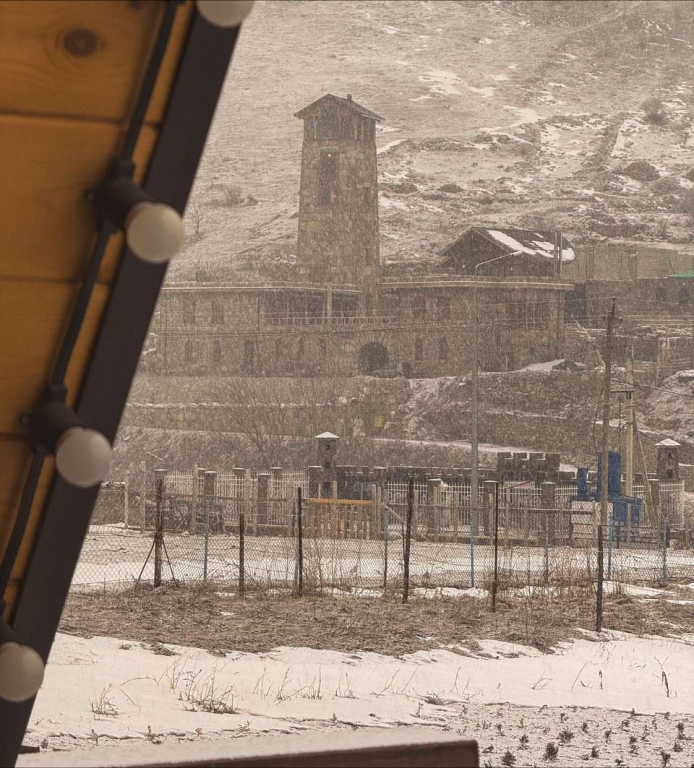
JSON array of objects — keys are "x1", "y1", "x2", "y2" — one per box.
[
  {"x1": 0, "y1": 115, "x2": 156, "y2": 282},
  {"x1": 0, "y1": 280, "x2": 109, "y2": 433},
  {"x1": 0, "y1": 0, "x2": 162, "y2": 123},
  {"x1": 0, "y1": 439, "x2": 33, "y2": 562},
  {"x1": 13, "y1": 730, "x2": 479, "y2": 768}
]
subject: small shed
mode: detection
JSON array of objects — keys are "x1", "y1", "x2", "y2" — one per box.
[{"x1": 438, "y1": 226, "x2": 577, "y2": 278}]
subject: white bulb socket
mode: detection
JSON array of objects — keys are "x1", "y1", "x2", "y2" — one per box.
[
  {"x1": 197, "y1": 0, "x2": 255, "y2": 27},
  {"x1": 125, "y1": 202, "x2": 185, "y2": 264},
  {"x1": 55, "y1": 426, "x2": 112, "y2": 488},
  {"x1": 0, "y1": 642, "x2": 45, "y2": 703}
]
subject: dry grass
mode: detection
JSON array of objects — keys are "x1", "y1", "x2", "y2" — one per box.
[{"x1": 58, "y1": 582, "x2": 694, "y2": 657}]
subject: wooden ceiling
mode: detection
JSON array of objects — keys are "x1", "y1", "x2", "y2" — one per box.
[{"x1": 0, "y1": 0, "x2": 194, "y2": 618}]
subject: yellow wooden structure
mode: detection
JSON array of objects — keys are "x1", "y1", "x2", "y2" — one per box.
[{"x1": 0, "y1": 2, "x2": 241, "y2": 762}]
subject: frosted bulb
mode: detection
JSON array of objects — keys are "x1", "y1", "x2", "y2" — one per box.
[
  {"x1": 125, "y1": 202, "x2": 184, "y2": 264},
  {"x1": 196, "y1": 0, "x2": 255, "y2": 27},
  {"x1": 56, "y1": 427, "x2": 112, "y2": 488},
  {"x1": 0, "y1": 642, "x2": 45, "y2": 703}
]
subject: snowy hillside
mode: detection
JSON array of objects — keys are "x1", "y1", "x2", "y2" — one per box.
[{"x1": 171, "y1": 0, "x2": 694, "y2": 282}]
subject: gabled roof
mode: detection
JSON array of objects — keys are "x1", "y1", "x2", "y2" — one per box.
[
  {"x1": 441, "y1": 227, "x2": 577, "y2": 264},
  {"x1": 656, "y1": 438, "x2": 680, "y2": 447},
  {"x1": 315, "y1": 431, "x2": 340, "y2": 440},
  {"x1": 294, "y1": 94, "x2": 384, "y2": 122}
]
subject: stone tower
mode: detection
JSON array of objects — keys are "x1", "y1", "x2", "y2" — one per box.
[{"x1": 294, "y1": 94, "x2": 383, "y2": 299}]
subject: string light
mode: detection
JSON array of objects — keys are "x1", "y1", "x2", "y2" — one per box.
[
  {"x1": 197, "y1": 0, "x2": 255, "y2": 27},
  {"x1": 125, "y1": 202, "x2": 185, "y2": 264},
  {"x1": 92, "y1": 164, "x2": 184, "y2": 264},
  {"x1": 0, "y1": 623, "x2": 45, "y2": 703},
  {"x1": 30, "y1": 394, "x2": 113, "y2": 489},
  {"x1": 55, "y1": 427, "x2": 112, "y2": 488}
]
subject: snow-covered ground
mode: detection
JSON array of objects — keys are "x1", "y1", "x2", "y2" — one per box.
[{"x1": 19, "y1": 631, "x2": 694, "y2": 766}]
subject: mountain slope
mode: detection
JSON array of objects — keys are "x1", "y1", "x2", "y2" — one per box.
[{"x1": 171, "y1": 0, "x2": 694, "y2": 282}]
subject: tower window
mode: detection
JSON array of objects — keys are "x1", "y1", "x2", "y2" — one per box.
[
  {"x1": 212, "y1": 339, "x2": 222, "y2": 363},
  {"x1": 184, "y1": 340, "x2": 194, "y2": 363},
  {"x1": 413, "y1": 294, "x2": 426, "y2": 320},
  {"x1": 414, "y1": 337, "x2": 424, "y2": 363},
  {"x1": 439, "y1": 337, "x2": 449, "y2": 363},
  {"x1": 319, "y1": 150, "x2": 339, "y2": 205},
  {"x1": 183, "y1": 300, "x2": 196, "y2": 325}
]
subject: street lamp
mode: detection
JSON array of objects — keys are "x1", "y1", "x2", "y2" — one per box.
[{"x1": 470, "y1": 250, "x2": 523, "y2": 513}]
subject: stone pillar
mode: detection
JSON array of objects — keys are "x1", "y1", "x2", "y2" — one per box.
[
  {"x1": 649, "y1": 478, "x2": 661, "y2": 527},
  {"x1": 483, "y1": 480, "x2": 497, "y2": 539},
  {"x1": 308, "y1": 466, "x2": 322, "y2": 498},
  {"x1": 427, "y1": 478, "x2": 441, "y2": 537},
  {"x1": 257, "y1": 472, "x2": 270, "y2": 527},
  {"x1": 542, "y1": 481, "x2": 557, "y2": 543}
]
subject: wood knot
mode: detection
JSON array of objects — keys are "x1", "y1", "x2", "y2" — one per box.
[{"x1": 63, "y1": 28, "x2": 99, "y2": 57}]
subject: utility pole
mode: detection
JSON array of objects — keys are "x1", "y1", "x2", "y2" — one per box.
[
  {"x1": 625, "y1": 356, "x2": 634, "y2": 497},
  {"x1": 471, "y1": 250, "x2": 523, "y2": 513},
  {"x1": 596, "y1": 298, "x2": 617, "y2": 633}
]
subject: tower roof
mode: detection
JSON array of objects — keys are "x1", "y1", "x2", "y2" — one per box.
[
  {"x1": 315, "y1": 431, "x2": 340, "y2": 440},
  {"x1": 294, "y1": 94, "x2": 384, "y2": 122}
]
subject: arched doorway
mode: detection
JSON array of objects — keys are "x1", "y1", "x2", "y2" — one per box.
[{"x1": 358, "y1": 342, "x2": 388, "y2": 375}]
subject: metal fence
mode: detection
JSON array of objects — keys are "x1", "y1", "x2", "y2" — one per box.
[{"x1": 72, "y1": 470, "x2": 694, "y2": 595}]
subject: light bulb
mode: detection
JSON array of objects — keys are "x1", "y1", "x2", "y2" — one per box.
[
  {"x1": 196, "y1": 0, "x2": 255, "y2": 27},
  {"x1": 125, "y1": 202, "x2": 185, "y2": 264},
  {"x1": 0, "y1": 642, "x2": 45, "y2": 702},
  {"x1": 56, "y1": 427, "x2": 112, "y2": 488}
]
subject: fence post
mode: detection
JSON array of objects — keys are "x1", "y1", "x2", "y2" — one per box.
[
  {"x1": 544, "y1": 509, "x2": 550, "y2": 586},
  {"x1": 190, "y1": 465, "x2": 199, "y2": 534},
  {"x1": 607, "y1": 506, "x2": 613, "y2": 581},
  {"x1": 203, "y1": 471, "x2": 217, "y2": 581},
  {"x1": 332, "y1": 480, "x2": 339, "y2": 538},
  {"x1": 123, "y1": 480, "x2": 129, "y2": 530},
  {"x1": 427, "y1": 478, "x2": 440, "y2": 539},
  {"x1": 246, "y1": 469, "x2": 255, "y2": 536},
  {"x1": 381, "y1": 487, "x2": 389, "y2": 590},
  {"x1": 154, "y1": 469, "x2": 167, "y2": 588},
  {"x1": 491, "y1": 481, "x2": 499, "y2": 612},
  {"x1": 140, "y1": 460, "x2": 147, "y2": 533},
  {"x1": 626, "y1": 500, "x2": 632, "y2": 545},
  {"x1": 541, "y1": 482, "x2": 556, "y2": 544},
  {"x1": 297, "y1": 486, "x2": 303, "y2": 597},
  {"x1": 662, "y1": 509, "x2": 668, "y2": 581},
  {"x1": 403, "y1": 477, "x2": 414, "y2": 604},
  {"x1": 257, "y1": 472, "x2": 270, "y2": 532},
  {"x1": 239, "y1": 501, "x2": 245, "y2": 599}
]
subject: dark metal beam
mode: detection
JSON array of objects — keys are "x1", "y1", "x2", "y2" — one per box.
[{"x1": 0, "y1": 12, "x2": 239, "y2": 765}]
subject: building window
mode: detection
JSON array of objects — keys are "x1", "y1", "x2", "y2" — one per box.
[
  {"x1": 319, "y1": 150, "x2": 339, "y2": 205},
  {"x1": 655, "y1": 283, "x2": 667, "y2": 303},
  {"x1": 413, "y1": 293, "x2": 426, "y2": 320},
  {"x1": 414, "y1": 337, "x2": 424, "y2": 363},
  {"x1": 319, "y1": 338, "x2": 327, "y2": 357},
  {"x1": 184, "y1": 340, "x2": 194, "y2": 363},
  {"x1": 437, "y1": 295, "x2": 451, "y2": 320},
  {"x1": 183, "y1": 300, "x2": 196, "y2": 325},
  {"x1": 212, "y1": 339, "x2": 222, "y2": 363},
  {"x1": 211, "y1": 299, "x2": 224, "y2": 325},
  {"x1": 243, "y1": 340, "x2": 255, "y2": 371},
  {"x1": 297, "y1": 338, "x2": 305, "y2": 363},
  {"x1": 439, "y1": 337, "x2": 449, "y2": 363},
  {"x1": 678, "y1": 284, "x2": 690, "y2": 306}
]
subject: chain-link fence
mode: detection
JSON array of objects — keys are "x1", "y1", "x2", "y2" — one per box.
[{"x1": 73, "y1": 470, "x2": 694, "y2": 596}]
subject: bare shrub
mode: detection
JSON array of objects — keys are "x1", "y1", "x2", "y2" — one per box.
[{"x1": 641, "y1": 97, "x2": 667, "y2": 125}]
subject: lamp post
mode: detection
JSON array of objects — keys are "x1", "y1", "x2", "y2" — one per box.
[{"x1": 471, "y1": 250, "x2": 523, "y2": 512}]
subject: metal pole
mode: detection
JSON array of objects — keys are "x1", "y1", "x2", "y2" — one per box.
[
  {"x1": 239, "y1": 506, "x2": 245, "y2": 598},
  {"x1": 597, "y1": 298, "x2": 617, "y2": 633},
  {"x1": 492, "y1": 481, "x2": 499, "y2": 612},
  {"x1": 625, "y1": 357, "x2": 634, "y2": 498},
  {"x1": 203, "y1": 493, "x2": 210, "y2": 581},
  {"x1": 607, "y1": 508, "x2": 613, "y2": 581},
  {"x1": 154, "y1": 469, "x2": 166, "y2": 588},
  {"x1": 403, "y1": 477, "x2": 414, "y2": 604},
  {"x1": 297, "y1": 486, "x2": 303, "y2": 596},
  {"x1": 662, "y1": 511, "x2": 668, "y2": 580},
  {"x1": 382, "y1": 492, "x2": 389, "y2": 590},
  {"x1": 471, "y1": 250, "x2": 523, "y2": 513}
]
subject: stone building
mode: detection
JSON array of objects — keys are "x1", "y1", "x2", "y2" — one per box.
[{"x1": 144, "y1": 94, "x2": 574, "y2": 378}]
